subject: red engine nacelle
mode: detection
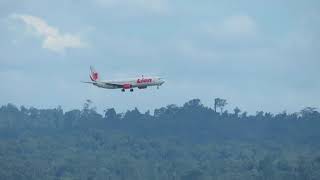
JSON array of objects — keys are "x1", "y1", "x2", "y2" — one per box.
[{"x1": 123, "y1": 84, "x2": 132, "y2": 89}]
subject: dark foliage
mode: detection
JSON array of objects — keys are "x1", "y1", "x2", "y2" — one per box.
[{"x1": 0, "y1": 99, "x2": 320, "y2": 180}]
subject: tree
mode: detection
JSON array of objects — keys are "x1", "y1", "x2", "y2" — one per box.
[
  {"x1": 300, "y1": 107, "x2": 319, "y2": 120},
  {"x1": 81, "y1": 99, "x2": 98, "y2": 119},
  {"x1": 64, "y1": 110, "x2": 81, "y2": 128},
  {"x1": 83, "y1": 99, "x2": 95, "y2": 112},
  {"x1": 104, "y1": 108, "x2": 117, "y2": 121},
  {"x1": 233, "y1": 107, "x2": 241, "y2": 117},
  {"x1": 214, "y1": 98, "x2": 228, "y2": 113},
  {"x1": 184, "y1": 99, "x2": 202, "y2": 108}
]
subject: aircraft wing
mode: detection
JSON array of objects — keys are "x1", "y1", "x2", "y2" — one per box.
[
  {"x1": 81, "y1": 81, "x2": 123, "y2": 88},
  {"x1": 102, "y1": 82, "x2": 123, "y2": 88}
]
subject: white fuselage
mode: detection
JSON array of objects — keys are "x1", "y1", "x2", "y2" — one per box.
[{"x1": 94, "y1": 76, "x2": 165, "y2": 89}]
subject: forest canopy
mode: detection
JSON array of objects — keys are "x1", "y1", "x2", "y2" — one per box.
[{"x1": 0, "y1": 99, "x2": 320, "y2": 180}]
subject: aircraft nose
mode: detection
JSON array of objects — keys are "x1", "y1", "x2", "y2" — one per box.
[{"x1": 160, "y1": 79, "x2": 165, "y2": 85}]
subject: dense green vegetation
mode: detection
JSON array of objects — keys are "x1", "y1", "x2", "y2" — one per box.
[{"x1": 0, "y1": 99, "x2": 320, "y2": 180}]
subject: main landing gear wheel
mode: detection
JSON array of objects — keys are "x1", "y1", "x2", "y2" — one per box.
[
  {"x1": 130, "y1": 89, "x2": 134, "y2": 92},
  {"x1": 121, "y1": 89, "x2": 125, "y2": 92}
]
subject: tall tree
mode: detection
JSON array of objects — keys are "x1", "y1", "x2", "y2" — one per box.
[
  {"x1": 214, "y1": 98, "x2": 228, "y2": 113},
  {"x1": 233, "y1": 107, "x2": 241, "y2": 117}
]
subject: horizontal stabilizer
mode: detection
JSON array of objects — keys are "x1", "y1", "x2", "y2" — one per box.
[{"x1": 81, "y1": 81, "x2": 96, "y2": 84}]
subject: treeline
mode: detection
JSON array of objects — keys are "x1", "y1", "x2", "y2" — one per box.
[
  {"x1": 0, "y1": 99, "x2": 320, "y2": 180},
  {"x1": 1, "y1": 99, "x2": 320, "y2": 143}
]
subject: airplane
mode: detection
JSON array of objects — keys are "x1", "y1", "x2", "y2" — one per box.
[{"x1": 82, "y1": 66, "x2": 165, "y2": 92}]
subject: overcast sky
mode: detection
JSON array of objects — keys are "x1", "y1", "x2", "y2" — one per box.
[{"x1": 0, "y1": 0, "x2": 319, "y2": 114}]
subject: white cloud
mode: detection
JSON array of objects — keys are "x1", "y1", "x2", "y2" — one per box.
[
  {"x1": 176, "y1": 40, "x2": 218, "y2": 61},
  {"x1": 12, "y1": 14, "x2": 86, "y2": 53},
  {"x1": 223, "y1": 15, "x2": 257, "y2": 36},
  {"x1": 206, "y1": 15, "x2": 258, "y2": 39},
  {"x1": 96, "y1": 0, "x2": 168, "y2": 14}
]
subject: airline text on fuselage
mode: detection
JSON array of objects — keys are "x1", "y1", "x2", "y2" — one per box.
[{"x1": 137, "y1": 78, "x2": 152, "y2": 84}]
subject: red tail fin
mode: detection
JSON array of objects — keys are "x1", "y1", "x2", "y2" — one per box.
[{"x1": 90, "y1": 66, "x2": 99, "y2": 81}]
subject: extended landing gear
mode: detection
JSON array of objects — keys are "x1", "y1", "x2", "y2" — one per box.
[
  {"x1": 157, "y1": 86, "x2": 159, "y2": 89},
  {"x1": 121, "y1": 88, "x2": 133, "y2": 92}
]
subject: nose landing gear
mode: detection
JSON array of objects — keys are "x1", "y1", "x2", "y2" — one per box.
[{"x1": 130, "y1": 89, "x2": 134, "y2": 92}]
